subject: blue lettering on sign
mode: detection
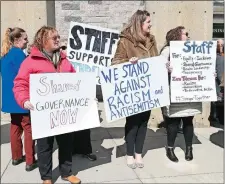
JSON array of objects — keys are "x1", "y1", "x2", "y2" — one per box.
[
  {"x1": 101, "y1": 68, "x2": 119, "y2": 83},
  {"x1": 155, "y1": 86, "x2": 163, "y2": 94},
  {"x1": 101, "y1": 61, "x2": 150, "y2": 84},
  {"x1": 183, "y1": 41, "x2": 213, "y2": 54},
  {"x1": 108, "y1": 94, "x2": 161, "y2": 121},
  {"x1": 71, "y1": 62, "x2": 99, "y2": 73},
  {"x1": 101, "y1": 69, "x2": 112, "y2": 83},
  {"x1": 122, "y1": 61, "x2": 149, "y2": 78},
  {"x1": 102, "y1": 61, "x2": 166, "y2": 121},
  {"x1": 113, "y1": 74, "x2": 151, "y2": 96}
]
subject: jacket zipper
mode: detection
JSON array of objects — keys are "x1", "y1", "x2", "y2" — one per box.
[
  {"x1": 46, "y1": 59, "x2": 61, "y2": 73},
  {"x1": 56, "y1": 62, "x2": 61, "y2": 73}
]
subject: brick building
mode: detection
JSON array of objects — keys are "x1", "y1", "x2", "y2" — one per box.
[
  {"x1": 213, "y1": 0, "x2": 224, "y2": 40},
  {"x1": 55, "y1": 1, "x2": 145, "y2": 44},
  {"x1": 54, "y1": 1, "x2": 222, "y2": 49},
  {"x1": 2, "y1": 1, "x2": 222, "y2": 49}
]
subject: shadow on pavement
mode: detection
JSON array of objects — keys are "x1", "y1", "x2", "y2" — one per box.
[
  {"x1": 1, "y1": 123, "x2": 10, "y2": 145},
  {"x1": 0, "y1": 110, "x2": 202, "y2": 183},
  {"x1": 210, "y1": 130, "x2": 224, "y2": 148},
  {"x1": 115, "y1": 127, "x2": 201, "y2": 158},
  {"x1": 50, "y1": 121, "x2": 202, "y2": 183},
  {"x1": 209, "y1": 117, "x2": 224, "y2": 148}
]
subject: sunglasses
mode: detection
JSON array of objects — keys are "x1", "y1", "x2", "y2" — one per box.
[
  {"x1": 49, "y1": 35, "x2": 60, "y2": 41},
  {"x1": 183, "y1": 32, "x2": 189, "y2": 37},
  {"x1": 61, "y1": 45, "x2": 67, "y2": 50}
]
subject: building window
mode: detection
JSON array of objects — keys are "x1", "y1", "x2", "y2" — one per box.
[{"x1": 213, "y1": 0, "x2": 224, "y2": 39}]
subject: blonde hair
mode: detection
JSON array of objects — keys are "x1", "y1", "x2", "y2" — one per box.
[
  {"x1": 123, "y1": 10, "x2": 150, "y2": 44},
  {"x1": 1, "y1": 27, "x2": 25, "y2": 56},
  {"x1": 33, "y1": 26, "x2": 57, "y2": 51}
]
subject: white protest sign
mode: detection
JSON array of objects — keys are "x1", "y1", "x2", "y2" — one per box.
[
  {"x1": 67, "y1": 22, "x2": 120, "y2": 85},
  {"x1": 30, "y1": 73, "x2": 100, "y2": 139},
  {"x1": 100, "y1": 56, "x2": 170, "y2": 122},
  {"x1": 170, "y1": 41, "x2": 217, "y2": 103}
]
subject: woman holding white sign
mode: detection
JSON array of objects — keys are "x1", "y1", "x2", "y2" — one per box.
[
  {"x1": 112, "y1": 10, "x2": 158, "y2": 169},
  {"x1": 160, "y1": 26, "x2": 202, "y2": 162},
  {"x1": 13, "y1": 26, "x2": 81, "y2": 184}
]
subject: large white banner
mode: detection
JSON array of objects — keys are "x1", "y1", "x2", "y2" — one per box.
[
  {"x1": 170, "y1": 41, "x2": 217, "y2": 103},
  {"x1": 30, "y1": 73, "x2": 100, "y2": 139},
  {"x1": 100, "y1": 56, "x2": 170, "y2": 122},
  {"x1": 67, "y1": 22, "x2": 120, "y2": 85}
]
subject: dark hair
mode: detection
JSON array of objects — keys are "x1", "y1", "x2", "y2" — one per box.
[
  {"x1": 1, "y1": 27, "x2": 25, "y2": 56},
  {"x1": 160, "y1": 26, "x2": 185, "y2": 54}
]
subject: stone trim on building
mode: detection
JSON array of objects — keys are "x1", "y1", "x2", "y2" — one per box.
[{"x1": 55, "y1": 1, "x2": 145, "y2": 42}]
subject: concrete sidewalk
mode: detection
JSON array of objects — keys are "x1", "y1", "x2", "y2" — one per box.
[{"x1": 1, "y1": 104, "x2": 224, "y2": 183}]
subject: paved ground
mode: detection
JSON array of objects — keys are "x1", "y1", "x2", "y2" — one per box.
[{"x1": 1, "y1": 103, "x2": 224, "y2": 183}]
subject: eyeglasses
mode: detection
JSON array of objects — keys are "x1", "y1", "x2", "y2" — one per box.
[
  {"x1": 61, "y1": 46, "x2": 67, "y2": 50},
  {"x1": 49, "y1": 35, "x2": 60, "y2": 41},
  {"x1": 182, "y1": 32, "x2": 189, "y2": 37}
]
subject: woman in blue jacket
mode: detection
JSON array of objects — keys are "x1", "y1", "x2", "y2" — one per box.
[{"x1": 1, "y1": 27, "x2": 37, "y2": 171}]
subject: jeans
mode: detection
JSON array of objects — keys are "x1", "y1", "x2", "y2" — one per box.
[
  {"x1": 36, "y1": 133, "x2": 73, "y2": 180},
  {"x1": 125, "y1": 111, "x2": 151, "y2": 156},
  {"x1": 165, "y1": 116, "x2": 194, "y2": 147}
]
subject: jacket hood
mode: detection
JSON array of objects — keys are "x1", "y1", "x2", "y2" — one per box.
[
  {"x1": 120, "y1": 29, "x2": 155, "y2": 47},
  {"x1": 120, "y1": 29, "x2": 135, "y2": 43},
  {"x1": 30, "y1": 46, "x2": 66, "y2": 59}
]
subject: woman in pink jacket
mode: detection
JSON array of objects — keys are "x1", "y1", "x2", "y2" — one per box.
[{"x1": 13, "y1": 26, "x2": 81, "y2": 184}]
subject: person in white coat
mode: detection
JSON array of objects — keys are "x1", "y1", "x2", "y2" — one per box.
[{"x1": 160, "y1": 26, "x2": 202, "y2": 162}]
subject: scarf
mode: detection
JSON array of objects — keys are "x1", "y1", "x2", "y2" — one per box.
[{"x1": 42, "y1": 49, "x2": 61, "y2": 69}]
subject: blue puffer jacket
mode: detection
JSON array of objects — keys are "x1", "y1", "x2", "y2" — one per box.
[{"x1": 1, "y1": 47, "x2": 29, "y2": 113}]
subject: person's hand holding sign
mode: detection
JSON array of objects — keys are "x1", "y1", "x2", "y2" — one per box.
[
  {"x1": 166, "y1": 61, "x2": 173, "y2": 73},
  {"x1": 24, "y1": 100, "x2": 34, "y2": 110},
  {"x1": 129, "y1": 57, "x2": 138, "y2": 64},
  {"x1": 95, "y1": 98, "x2": 99, "y2": 108}
]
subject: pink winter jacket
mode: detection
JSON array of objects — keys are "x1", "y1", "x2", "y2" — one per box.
[{"x1": 13, "y1": 46, "x2": 76, "y2": 108}]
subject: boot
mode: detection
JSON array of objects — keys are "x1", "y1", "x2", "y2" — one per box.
[
  {"x1": 83, "y1": 153, "x2": 97, "y2": 161},
  {"x1": 185, "y1": 146, "x2": 193, "y2": 161},
  {"x1": 12, "y1": 156, "x2": 25, "y2": 166},
  {"x1": 62, "y1": 175, "x2": 81, "y2": 184},
  {"x1": 166, "y1": 147, "x2": 178, "y2": 162},
  {"x1": 25, "y1": 160, "x2": 38, "y2": 172},
  {"x1": 42, "y1": 180, "x2": 52, "y2": 184}
]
